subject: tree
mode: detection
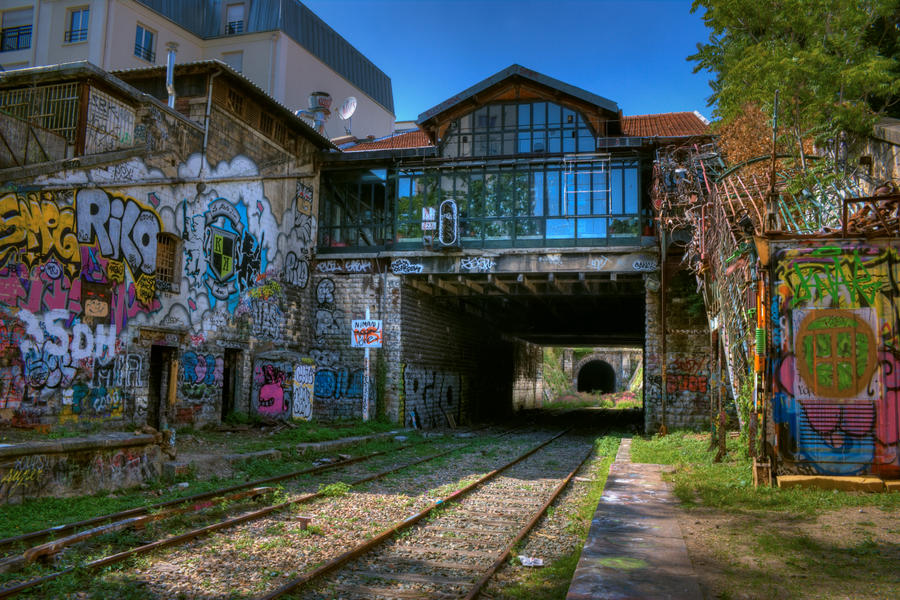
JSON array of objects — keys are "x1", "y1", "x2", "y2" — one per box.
[{"x1": 689, "y1": 0, "x2": 900, "y2": 146}]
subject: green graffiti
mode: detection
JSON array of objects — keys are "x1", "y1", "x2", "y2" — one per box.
[{"x1": 790, "y1": 251, "x2": 884, "y2": 307}]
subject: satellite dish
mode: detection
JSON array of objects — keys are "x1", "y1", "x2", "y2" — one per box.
[{"x1": 338, "y1": 96, "x2": 357, "y2": 120}]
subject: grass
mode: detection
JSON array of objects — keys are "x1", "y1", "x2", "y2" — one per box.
[
  {"x1": 630, "y1": 431, "x2": 900, "y2": 514},
  {"x1": 184, "y1": 418, "x2": 403, "y2": 454},
  {"x1": 491, "y1": 434, "x2": 621, "y2": 599}
]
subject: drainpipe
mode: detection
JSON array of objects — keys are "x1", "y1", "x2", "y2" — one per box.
[
  {"x1": 200, "y1": 69, "x2": 222, "y2": 177},
  {"x1": 165, "y1": 42, "x2": 178, "y2": 109}
]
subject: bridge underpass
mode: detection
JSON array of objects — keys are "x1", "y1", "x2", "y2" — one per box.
[{"x1": 379, "y1": 263, "x2": 647, "y2": 425}]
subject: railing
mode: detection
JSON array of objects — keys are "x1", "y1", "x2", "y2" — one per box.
[
  {"x1": 134, "y1": 43, "x2": 155, "y2": 62},
  {"x1": 0, "y1": 82, "x2": 81, "y2": 143},
  {"x1": 64, "y1": 28, "x2": 88, "y2": 43},
  {"x1": 225, "y1": 20, "x2": 244, "y2": 35},
  {"x1": 1, "y1": 25, "x2": 31, "y2": 52}
]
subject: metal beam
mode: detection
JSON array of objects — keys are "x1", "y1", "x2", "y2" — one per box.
[
  {"x1": 458, "y1": 275, "x2": 484, "y2": 294},
  {"x1": 516, "y1": 274, "x2": 538, "y2": 295},
  {"x1": 487, "y1": 274, "x2": 510, "y2": 294}
]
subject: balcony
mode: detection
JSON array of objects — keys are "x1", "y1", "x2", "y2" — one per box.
[
  {"x1": 64, "y1": 28, "x2": 88, "y2": 43},
  {"x1": 1, "y1": 25, "x2": 31, "y2": 52},
  {"x1": 134, "y1": 43, "x2": 155, "y2": 62},
  {"x1": 225, "y1": 20, "x2": 244, "y2": 35}
]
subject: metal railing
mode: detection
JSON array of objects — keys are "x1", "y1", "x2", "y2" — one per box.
[
  {"x1": 64, "y1": 28, "x2": 88, "y2": 43},
  {"x1": 0, "y1": 82, "x2": 81, "y2": 143},
  {"x1": 134, "y1": 42, "x2": 155, "y2": 62},
  {"x1": 1, "y1": 25, "x2": 31, "y2": 51},
  {"x1": 225, "y1": 20, "x2": 244, "y2": 35}
]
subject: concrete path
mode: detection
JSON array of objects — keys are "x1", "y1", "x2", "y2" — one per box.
[{"x1": 567, "y1": 438, "x2": 703, "y2": 600}]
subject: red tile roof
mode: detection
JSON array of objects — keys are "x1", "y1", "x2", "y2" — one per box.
[
  {"x1": 622, "y1": 112, "x2": 709, "y2": 137},
  {"x1": 344, "y1": 129, "x2": 433, "y2": 152},
  {"x1": 342, "y1": 111, "x2": 709, "y2": 152}
]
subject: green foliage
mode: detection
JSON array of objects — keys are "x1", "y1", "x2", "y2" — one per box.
[
  {"x1": 541, "y1": 348, "x2": 571, "y2": 397},
  {"x1": 317, "y1": 481, "x2": 351, "y2": 497},
  {"x1": 631, "y1": 431, "x2": 900, "y2": 514},
  {"x1": 690, "y1": 0, "x2": 900, "y2": 143}
]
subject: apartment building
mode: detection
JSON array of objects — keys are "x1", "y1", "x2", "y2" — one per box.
[{"x1": 0, "y1": 0, "x2": 395, "y2": 138}]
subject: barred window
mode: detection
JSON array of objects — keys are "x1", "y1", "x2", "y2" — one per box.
[{"x1": 155, "y1": 233, "x2": 181, "y2": 292}]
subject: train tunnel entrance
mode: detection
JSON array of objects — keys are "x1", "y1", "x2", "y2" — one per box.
[{"x1": 577, "y1": 361, "x2": 616, "y2": 394}]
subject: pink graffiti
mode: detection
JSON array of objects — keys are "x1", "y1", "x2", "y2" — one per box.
[{"x1": 257, "y1": 364, "x2": 287, "y2": 415}]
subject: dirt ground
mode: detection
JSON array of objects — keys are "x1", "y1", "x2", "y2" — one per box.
[{"x1": 678, "y1": 503, "x2": 900, "y2": 599}]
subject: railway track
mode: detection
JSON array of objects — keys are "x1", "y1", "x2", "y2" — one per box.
[
  {"x1": 262, "y1": 430, "x2": 596, "y2": 600},
  {"x1": 0, "y1": 426, "x2": 604, "y2": 599},
  {"x1": 0, "y1": 428, "x2": 510, "y2": 598}
]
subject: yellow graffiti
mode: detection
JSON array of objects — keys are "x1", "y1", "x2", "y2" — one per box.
[
  {"x1": 248, "y1": 280, "x2": 282, "y2": 300},
  {"x1": 134, "y1": 273, "x2": 157, "y2": 306},
  {"x1": 106, "y1": 260, "x2": 125, "y2": 283},
  {"x1": 0, "y1": 192, "x2": 80, "y2": 277},
  {"x1": 1, "y1": 465, "x2": 44, "y2": 487}
]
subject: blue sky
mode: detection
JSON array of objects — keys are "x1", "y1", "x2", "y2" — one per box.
[{"x1": 303, "y1": 0, "x2": 715, "y2": 121}]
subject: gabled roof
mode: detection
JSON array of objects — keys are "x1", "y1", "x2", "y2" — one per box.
[
  {"x1": 622, "y1": 111, "x2": 709, "y2": 137},
  {"x1": 416, "y1": 65, "x2": 621, "y2": 144},
  {"x1": 418, "y1": 65, "x2": 618, "y2": 123}
]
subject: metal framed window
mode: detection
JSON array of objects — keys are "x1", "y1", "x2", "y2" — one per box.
[
  {"x1": 1, "y1": 8, "x2": 32, "y2": 52},
  {"x1": 65, "y1": 7, "x2": 89, "y2": 43},
  {"x1": 225, "y1": 3, "x2": 245, "y2": 35},
  {"x1": 155, "y1": 233, "x2": 181, "y2": 293},
  {"x1": 134, "y1": 24, "x2": 155, "y2": 62}
]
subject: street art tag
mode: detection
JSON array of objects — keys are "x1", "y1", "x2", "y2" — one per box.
[{"x1": 351, "y1": 320, "x2": 383, "y2": 348}]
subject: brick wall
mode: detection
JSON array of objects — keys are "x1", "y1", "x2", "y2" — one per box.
[{"x1": 644, "y1": 260, "x2": 712, "y2": 431}]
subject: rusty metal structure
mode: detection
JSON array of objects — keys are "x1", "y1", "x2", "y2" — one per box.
[{"x1": 653, "y1": 137, "x2": 900, "y2": 470}]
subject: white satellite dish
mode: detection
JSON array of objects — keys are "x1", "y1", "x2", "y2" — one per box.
[{"x1": 338, "y1": 96, "x2": 358, "y2": 120}]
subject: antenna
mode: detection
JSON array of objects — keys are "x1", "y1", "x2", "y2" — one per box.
[{"x1": 337, "y1": 96, "x2": 357, "y2": 135}]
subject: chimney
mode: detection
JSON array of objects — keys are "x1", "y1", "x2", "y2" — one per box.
[{"x1": 166, "y1": 42, "x2": 178, "y2": 109}]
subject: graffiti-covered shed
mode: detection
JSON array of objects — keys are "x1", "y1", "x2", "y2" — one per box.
[{"x1": 0, "y1": 60, "x2": 331, "y2": 429}]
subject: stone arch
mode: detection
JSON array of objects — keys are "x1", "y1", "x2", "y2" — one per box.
[{"x1": 576, "y1": 359, "x2": 616, "y2": 393}]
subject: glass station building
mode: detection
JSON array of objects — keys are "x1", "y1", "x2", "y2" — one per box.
[{"x1": 317, "y1": 65, "x2": 706, "y2": 252}]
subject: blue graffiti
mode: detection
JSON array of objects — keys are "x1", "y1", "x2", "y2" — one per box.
[
  {"x1": 772, "y1": 392, "x2": 874, "y2": 475},
  {"x1": 314, "y1": 367, "x2": 363, "y2": 400},
  {"x1": 181, "y1": 351, "x2": 220, "y2": 385},
  {"x1": 201, "y1": 198, "x2": 267, "y2": 312}
]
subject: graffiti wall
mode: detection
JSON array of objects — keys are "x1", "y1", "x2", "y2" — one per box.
[
  {"x1": 0, "y1": 439, "x2": 160, "y2": 504},
  {"x1": 0, "y1": 188, "x2": 161, "y2": 424},
  {"x1": 770, "y1": 243, "x2": 900, "y2": 476},
  {"x1": 251, "y1": 354, "x2": 315, "y2": 420},
  {"x1": 0, "y1": 151, "x2": 319, "y2": 428},
  {"x1": 403, "y1": 365, "x2": 461, "y2": 429}
]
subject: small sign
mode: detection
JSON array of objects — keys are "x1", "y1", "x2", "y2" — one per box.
[
  {"x1": 422, "y1": 206, "x2": 436, "y2": 230},
  {"x1": 351, "y1": 319, "x2": 383, "y2": 348}
]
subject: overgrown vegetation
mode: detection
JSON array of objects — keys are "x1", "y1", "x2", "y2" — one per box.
[{"x1": 631, "y1": 431, "x2": 900, "y2": 514}]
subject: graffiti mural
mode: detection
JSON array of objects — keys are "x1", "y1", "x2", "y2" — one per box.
[
  {"x1": 202, "y1": 198, "x2": 266, "y2": 309},
  {"x1": 292, "y1": 363, "x2": 315, "y2": 420},
  {"x1": 251, "y1": 358, "x2": 293, "y2": 417},
  {"x1": 771, "y1": 244, "x2": 900, "y2": 476},
  {"x1": 402, "y1": 365, "x2": 461, "y2": 429}
]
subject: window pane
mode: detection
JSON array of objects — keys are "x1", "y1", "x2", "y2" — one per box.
[
  {"x1": 459, "y1": 113, "x2": 472, "y2": 132},
  {"x1": 547, "y1": 218, "x2": 574, "y2": 239},
  {"x1": 517, "y1": 131, "x2": 530, "y2": 153},
  {"x1": 518, "y1": 103, "x2": 530, "y2": 127},
  {"x1": 532, "y1": 171, "x2": 544, "y2": 217},
  {"x1": 532, "y1": 131, "x2": 546, "y2": 153},
  {"x1": 577, "y1": 217, "x2": 606, "y2": 238},
  {"x1": 624, "y1": 167, "x2": 639, "y2": 213},
  {"x1": 610, "y1": 167, "x2": 623, "y2": 214},
  {"x1": 547, "y1": 102, "x2": 561, "y2": 125},
  {"x1": 474, "y1": 106, "x2": 488, "y2": 130},
  {"x1": 502, "y1": 132, "x2": 515, "y2": 155},
  {"x1": 546, "y1": 171, "x2": 560, "y2": 216},
  {"x1": 488, "y1": 104, "x2": 501, "y2": 129},
  {"x1": 578, "y1": 131, "x2": 594, "y2": 152},
  {"x1": 548, "y1": 130, "x2": 561, "y2": 153},
  {"x1": 503, "y1": 104, "x2": 516, "y2": 128},
  {"x1": 533, "y1": 102, "x2": 546, "y2": 126},
  {"x1": 563, "y1": 130, "x2": 576, "y2": 153},
  {"x1": 468, "y1": 172, "x2": 484, "y2": 217}
]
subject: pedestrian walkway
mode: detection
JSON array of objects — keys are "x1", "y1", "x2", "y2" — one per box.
[{"x1": 567, "y1": 438, "x2": 703, "y2": 600}]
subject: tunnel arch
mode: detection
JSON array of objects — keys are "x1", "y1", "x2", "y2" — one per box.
[{"x1": 577, "y1": 360, "x2": 616, "y2": 393}]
